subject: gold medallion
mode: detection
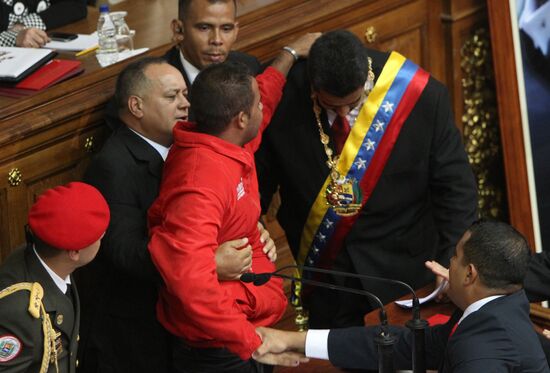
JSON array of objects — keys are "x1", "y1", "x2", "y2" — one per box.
[{"x1": 325, "y1": 174, "x2": 362, "y2": 216}]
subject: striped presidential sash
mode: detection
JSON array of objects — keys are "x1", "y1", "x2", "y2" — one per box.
[{"x1": 293, "y1": 52, "x2": 430, "y2": 305}]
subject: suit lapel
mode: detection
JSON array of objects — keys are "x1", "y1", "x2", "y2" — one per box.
[{"x1": 117, "y1": 126, "x2": 164, "y2": 180}]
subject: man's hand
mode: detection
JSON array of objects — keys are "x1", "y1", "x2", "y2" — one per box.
[
  {"x1": 286, "y1": 32, "x2": 322, "y2": 58},
  {"x1": 15, "y1": 28, "x2": 49, "y2": 48},
  {"x1": 258, "y1": 222, "x2": 276, "y2": 262},
  {"x1": 253, "y1": 327, "x2": 309, "y2": 367},
  {"x1": 425, "y1": 260, "x2": 450, "y2": 302},
  {"x1": 215, "y1": 238, "x2": 252, "y2": 281}
]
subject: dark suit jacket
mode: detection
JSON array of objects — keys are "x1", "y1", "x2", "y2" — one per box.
[
  {"x1": 163, "y1": 46, "x2": 261, "y2": 88},
  {"x1": 328, "y1": 290, "x2": 549, "y2": 372},
  {"x1": 0, "y1": 246, "x2": 79, "y2": 373},
  {"x1": 76, "y1": 123, "x2": 171, "y2": 373},
  {"x1": 255, "y1": 50, "x2": 478, "y2": 308},
  {"x1": 525, "y1": 251, "x2": 550, "y2": 303}
]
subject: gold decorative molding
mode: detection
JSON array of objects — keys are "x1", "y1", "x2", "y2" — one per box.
[
  {"x1": 7, "y1": 168, "x2": 22, "y2": 187},
  {"x1": 461, "y1": 28, "x2": 507, "y2": 219}
]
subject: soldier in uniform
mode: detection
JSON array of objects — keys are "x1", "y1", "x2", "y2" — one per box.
[{"x1": 0, "y1": 182, "x2": 110, "y2": 373}]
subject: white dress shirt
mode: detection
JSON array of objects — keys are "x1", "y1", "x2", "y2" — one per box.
[
  {"x1": 33, "y1": 246, "x2": 71, "y2": 294},
  {"x1": 179, "y1": 50, "x2": 200, "y2": 85},
  {"x1": 129, "y1": 128, "x2": 170, "y2": 161},
  {"x1": 326, "y1": 96, "x2": 366, "y2": 128}
]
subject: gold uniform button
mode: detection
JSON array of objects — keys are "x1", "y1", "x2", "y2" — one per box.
[
  {"x1": 77, "y1": 334, "x2": 80, "y2": 342},
  {"x1": 76, "y1": 359, "x2": 79, "y2": 368},
  {"x1": 56, "y1": 314, "x2": 63, "y2": 325}
]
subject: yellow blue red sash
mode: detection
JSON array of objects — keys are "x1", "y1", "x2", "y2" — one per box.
[{"x1": 294, "y1": 52, "x2": 430, "y2": 302}]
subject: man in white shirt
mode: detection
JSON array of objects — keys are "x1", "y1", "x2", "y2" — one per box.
[
  {"x1": 0, "y1": 181, "x2": 110, "y2": 373},
  {"x1": 253, "y1": 221, "x2": 550, "y2": 372}
]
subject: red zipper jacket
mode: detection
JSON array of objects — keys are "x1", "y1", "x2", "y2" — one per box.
[{"x1": 148, "y1": 67, "x2": 287, "y2": 360}]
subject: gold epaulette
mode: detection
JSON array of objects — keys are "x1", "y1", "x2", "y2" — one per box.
[{"x1": 0, "y1": 282, "x2": 59, "y2": 373}]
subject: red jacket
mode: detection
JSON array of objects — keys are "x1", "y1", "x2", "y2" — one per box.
[{"x1": 148, "y1": 67, "x2": 287, "y2": 360}]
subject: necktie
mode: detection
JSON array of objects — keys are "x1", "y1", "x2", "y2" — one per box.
[
  {"x1": 448, "y1": 322, "x2": 459, "y2": 339},
  {"x1": 332, "y1": 115, "x2": 351, "y2": 155},
  {"x1": 65, "y1": 284, "x2": 74, "y2": 305}
]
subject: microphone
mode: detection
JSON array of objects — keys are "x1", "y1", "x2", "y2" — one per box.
[
  {"x1": 243, "y1": 265, "x2": 429, "y2": 373},
  {"x1": 242, "y1": 269, "x2": 397, "y2": 373}
]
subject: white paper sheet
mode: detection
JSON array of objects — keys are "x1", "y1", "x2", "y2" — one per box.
[
  {"x1": 44, "y1": 33, "x2": 98, "y2": 52},
  {"x1": 394, "y1": 279, "x2": 448, "y2": 309},
  {"x1": 96, "y1": 47, "x2": 149, "y2": 67}
]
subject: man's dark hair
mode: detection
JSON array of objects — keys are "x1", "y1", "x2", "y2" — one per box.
[
  {"x1": 308, "y1": 30, "x2": 370, "y2": 97},
  {"x1": 115, "y1": 56, "x2": 168, "y2": 110},
  {"x1": 191, "y1": 61, "x2": 254, "y2": 135},
  {"x1": 179, "y1": 0, "x2": 237, "y2": 21},
  {"x1": 462, "y1": 220, "x2": 531, "y2": 290}
]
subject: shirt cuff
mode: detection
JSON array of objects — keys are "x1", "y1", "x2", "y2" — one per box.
[
  {"x1": 0, "y1": 30, "x2": 18, "y2": 47},
  {"x1": 305, "y1": 329, "x2": 330, "y2": 360},
  {"x1": 22, "y1": 14, "x2": 46, "y2": 30}
]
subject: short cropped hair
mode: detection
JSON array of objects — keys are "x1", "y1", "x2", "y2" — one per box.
[
  {"x1": 179, "y1": 0, "x2": 237, "y2": 21},
  {"x1": 114, "y1": 57, "x2": 168, "y2": 110},
  {"x1": 308, "y1": 30, "x2": 370, "y2": 97},
  {"x1": 462, "y1": 220, "x2": 531, "y2": 290},
  {"x1": 191, "y1": 61, "x2": 254, "y2": 135}
]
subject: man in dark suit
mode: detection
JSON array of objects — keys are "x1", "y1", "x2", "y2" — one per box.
[
  {"x1": 255, "y1": 30, "x2": 478, "y2": 329},
  {"x1": 165, "y1": 0, "x2": 261, "y2": 88},
  {"x1": 0, "y1": 182, "x2": 109, "y2": 373},
  {"x1": 254, "y1": 221, "x2": 550, "y2": 372},
  {"x1": 76, "y1": 57, "x2": 276, "y2": 373}
]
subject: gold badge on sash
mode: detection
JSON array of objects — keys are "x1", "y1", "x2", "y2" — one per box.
[{"x1": 325, "y1": 171, "x2": 362, "y2": 216}]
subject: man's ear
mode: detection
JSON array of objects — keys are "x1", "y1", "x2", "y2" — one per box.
[
  {"x1": 171, "y1": 19, "x2": 184, "y2": 44},
  {"x1": 236, "y1": 111, "x2": 248, "y2": 130},
  {"x1": 464, "y1": 263, "x2": 478, "y2": 285},
  {"x1": 128, "y1": 96, "x2": 144, "y2": 118},
  {"x1": 67, "y1": 250, "x2": 80, "y2": 263}
]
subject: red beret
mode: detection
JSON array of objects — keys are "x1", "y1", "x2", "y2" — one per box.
[{"x1": 28, "y1": 182, "x2": 110, "y2": 251}]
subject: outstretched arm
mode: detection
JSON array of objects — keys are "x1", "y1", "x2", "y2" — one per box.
[{"x1": 269, "y1": 33, "x2": 321, "y2": 77}]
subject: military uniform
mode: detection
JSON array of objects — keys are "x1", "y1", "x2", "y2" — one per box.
[
  {"x1": 0, "y1": 246, "x2": 79, "y2": 373},
  {"x1": 0, "y1": 181, "x2": 109, "y2": 373}
]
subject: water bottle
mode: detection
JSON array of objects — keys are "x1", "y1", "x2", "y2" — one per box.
[{"x1": 96, "y1": 4, "x2": 118, "y2": 66}]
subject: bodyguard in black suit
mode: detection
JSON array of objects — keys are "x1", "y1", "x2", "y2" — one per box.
[
  {"x1": 256, "y1": 30, "x2": 478, "y2": 328},
  {"x1": 77, "y1": 57, "x2": 270, "y2": 373},
  {"x1": 254, "y1": 221, "x2": 550, "y2": 372},
  {"x1": 0, "y1": 182, "x2": 109, "y2": 373},
  {"x1": 76, "y1": 58, "x2": 190, "y2": 373},
  {"x1": 166, "y1": 0, "x2": 261, "y2": 89}
]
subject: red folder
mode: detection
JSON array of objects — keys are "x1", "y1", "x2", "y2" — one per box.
[{"x1": 15, "y1": 59, "x2": 83, "y2": 90}]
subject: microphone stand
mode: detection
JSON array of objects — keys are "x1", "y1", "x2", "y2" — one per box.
[
  {"x1": 242, "y1": 272, "x2": 397, "y2": 373},
  {"x1": 249, "y1": 265, "x2": 428, "y2": 373}
]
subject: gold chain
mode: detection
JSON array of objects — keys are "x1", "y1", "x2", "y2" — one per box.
[{"x1": 311, "y1": 57, "x2": 374, "y2": 183}]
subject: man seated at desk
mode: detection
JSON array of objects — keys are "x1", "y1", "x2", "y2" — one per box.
[
  {"x1": 254, "y1": 220, "x2": 550, "y2": 372},
  {"x1": 0, "y1": 0, "x2": 86, "y2": 48}
]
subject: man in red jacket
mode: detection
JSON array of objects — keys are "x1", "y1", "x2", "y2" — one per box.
[{"x1": 148, "y1": 34, "x2": 319, "y2": 372}]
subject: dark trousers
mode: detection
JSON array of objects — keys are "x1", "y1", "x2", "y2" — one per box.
[{"x1": 173, "y1": 339, "x2": 273, "y2": 373}]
